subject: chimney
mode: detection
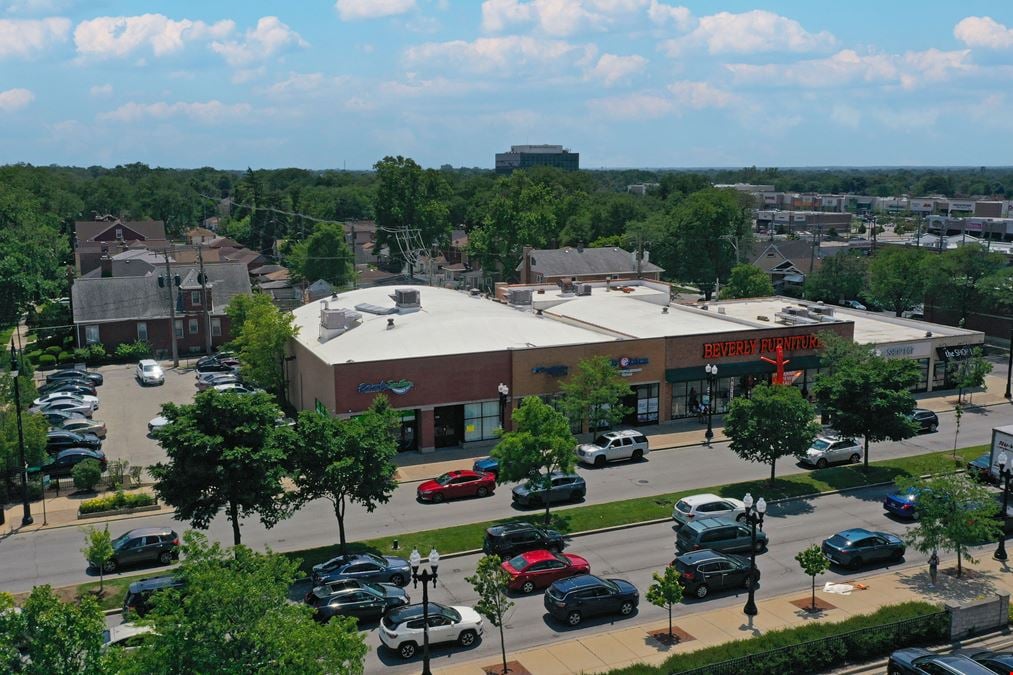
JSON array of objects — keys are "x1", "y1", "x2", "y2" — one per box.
[
  {"x1": 100, "y1": 253, "x2": 112, "y2": 278},
  {"x1": 576, "y1": 241, "x2": 584, "y2": 253},
  {"x1": 521, "y1": 245, "x2": 533, "y2": 284}
]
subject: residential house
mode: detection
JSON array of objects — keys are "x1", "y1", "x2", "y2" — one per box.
[
  {"x1": 185, "y1": 227, "x2": 217, "y2": 245},
  {"x1": 516, "y1": 245, "x2": 663, "y2": 284},
  {"x1": 344, "y1": 220, "x2": 381, "y2": 265},
  {"x1": 750, "y1": 240, "x2": 821, "y2": 292},
  {"x1": 74, "y1": 216, "x2": 168, "y2": 275}
]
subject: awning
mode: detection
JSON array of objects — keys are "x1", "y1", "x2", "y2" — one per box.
[{"x1": 666, "y1": 355, "x2": 824, "y2": 383}]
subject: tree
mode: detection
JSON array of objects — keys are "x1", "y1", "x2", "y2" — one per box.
[
  {"x1": 953, "y1": 347, "x2": 992, "y2": 404},
  {"x1": 671, "y1": 188, "x2": 751, "y2": 299},
  {"x1": 0, "y1": 585, "x2": 105, "y2": 675},
  {"x1": 116, "y1": 531, "x2": 367, "y2": 674},
  {"x1": 466, "y1": 555, "x2": 515, "y2": 675},
  {"x1": 0, "y1": 409, "x2": 47, "y2": 501},
  {"x1": 868, "y1": 247, "x2": 928, "y2": 316},
  {"x1": 899, "y1": 471, "x2": 1002, "y2": 577},
  {"x1": 558, "y1": 355, "x2": 633, "y2": 433},
  {"x1": 924, "y1": 246, "x2": 1006, "y2": 322},
  {"x1": 491, "y1": 397, "x2": 577, "y2": 525},
  {"x1": 805, "y1": 253, "x2": 868, "y2": 303},
  {"x1": 72, "y1": 458, "x2": 102, "y2": 492},
  {"x1": 723, "y1": 383, "x2": 820, "y2": 485},
  {"x1": 373, "y1": 156, "x2": 451, "y2": 268},
  {"x1": 284, "y1": 396, "x2": 399, "y2": 555},
  {"x1": 149, "y1": 390, "x2": 288, "y2": 546},
  {"x1": 646, "y1": 565, "x2": 684, "y2": 642},
  {"x1": 286, "y1": 221, "x2": 354, "y2": 287},
  {"x1": 719, "y1": 263, "x2": 774, "y2": 299},
  {"x1": 81, "y1": 525, "x2": 114, "y2": 593},
  {"x1": 226, "y1": 293, "x2": 299, "y2": 399},
  {"x1": 812, "y1": 335, "x2": 920, "y2": 471},
  {"x1": 980, "y1": 267, "x2": 1013, "y2": 315},
  {"x1": 795, "y1": 544, "x2": 831, "y2": 612}
]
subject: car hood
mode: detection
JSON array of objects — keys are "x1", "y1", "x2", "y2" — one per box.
[
  {"x1": 383, "y1": 556, "x2": 409, "y2": 569},
  {"x1": 512, "y1": 483, "x2": 533, "y2": 496},
  {"x1": 608, "y1": 579, "x2": 637, "y2": 595},
  {"x1": 417, "y1": 480, "x2": 443, "y2": 492},
  {"x1": 882, "y1": 533, "x2": 904, "y2": 544},
  {"x1": 577, "y1": 443, "x2": 601, "y2": 452},
  {"x1": 565, "y1": 554, "x2": 589, "y2": 568},
  {"x1": 149, "y1": 416, "x2": 168, "y2": 427},
  {"x1": 380, "y1": 584, "x2": 408, "y2": 600},
  {"x1": 454, "y1": 606, "x2": 482, "y2": 625}
]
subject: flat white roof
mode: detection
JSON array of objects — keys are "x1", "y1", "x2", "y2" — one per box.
[{"x1": 291, "y1": 286, "x2": 615, "y2": 364}]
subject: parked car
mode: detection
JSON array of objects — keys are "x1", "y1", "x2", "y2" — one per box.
[
  {"x1": 122, "y1": 575, "x2": 185, "y2": 618},
  {"x1": 46, "y1": 430, "x2": 102, "y2": 452},
  {"x1": 883, "y1": 487, "x2": 924, "y2": 520},
  {"x1": 671, "y1": 549, "x2": 759, "y2": 599},
  {"x1": 801, "y1": 435, "x2": 862, "y2": 469},
  {"x1": 672, "y1": 494, "x2": 746, "y2": 527},
  {"x1": 472, "y1": 456, "x2": 499, "y2": 477},
  {"x1": 511, "y1": 472, "x2": 586, "y2": 506},
  {"x1": 416, "y1": 470, "x2": 496, "y2": 502},
  {"x1": 196, "y1": 351, "x2": 236, "y2": 368},
  {"x1": 888, "y1": 648, "x2": 994, "y2": 674},
  {"x1": 844, "y1": 299, "x2": 867, "y2": 310},
  {"x1": 483, "y1": 522, "x2": 565, "y2": 558},
  {"x1": 822, "y1": 528, "x2": 905, "y2": 569},
  {"x1": 102, "y1": 622, "x2": 155, "y2": 650},
  {"x1": 136, "y1": 359, "x2": 165, "y2": 386},
  {"x1": 304, "y1": 579, "x2": 409, "y2": 623},
  {"x1": 952, "y1": 648, "x2": 1013, "y2": 674},
  {"x1": 310, "y1": 553, "x2": 411, "y2": 587},
  {"x1": 147, "y1": 415, "x2": 169, "y2": 435},
  {"x1": 907, "y1": 408, "x2": 939, "y2": 433},
  {"x1": 196, "y1": 373, "x2": 240, "y2": 391},
  {"x1": 211, "y1": 383, "x2": 262, "y2": 395},
  {"x1": 56, "y1": 418, "x2": 107, "y2": 439},
  {"x1": 967, "y1": 453, "x2": 995, "y2": 483},
  {"x1": 196, "y1": 358, "x2": 240, "y2": 374},
  {"x1": 676, "y1": 516, "x2": 767, "y2": 555},
  {"x1": 38, "y1": 381, "x2": 96, "y2": 397},
  {"x1": 380, "y1": 602, "x2": 483, "y2": 659},
  {"x1": 30, "y1": 398, "x2": 95, "y2": 418},
  {"x1": 33, "y1": 391, "x2": 99, "y2": 410},
  {"x1": 543, "y1": 574, "x2": 639, "y2": 626},
  {"x1": 576, "y1": 430, "x2": 650, "y2": 467},
  {"x1": 501, "y1": 550, "x2": 590, "y2": 594},
  {"x1": 41, "y1": 409, "x2": 86, "y2": 426},
  {"x1": 102, "y1": 527, "x2": 180, "y2": 572},
  {"x1": 42, "y1": 448, "x2": 107, "y2": 477},
  {"x1": 46, "y1": 369, "x2": 103, "y2": 386}
]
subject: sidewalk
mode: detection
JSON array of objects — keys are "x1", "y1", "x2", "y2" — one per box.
[
  {"x1": 1, "y1": 485, "x2": 174, "y2": 536},
  {"x1": 437, "y1": 553, "x2": 1013, "y2": 675}
]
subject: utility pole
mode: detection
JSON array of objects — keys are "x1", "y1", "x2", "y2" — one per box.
[
  {"x1": 162, "y1": 250, "x2": 179, "y2": 368},
  {"x1": 635, "y1": 231, "x2": 643, "y2": 279},
  {"x1": 196, "y1": 244, "x2": 213, "y2": 354}
]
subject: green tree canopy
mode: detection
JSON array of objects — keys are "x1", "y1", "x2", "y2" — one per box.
[
  {"x1": 805, "y1": 253, "x2": 868, "y2": 304},
  {"x1": 868, "y1": 247, "x2": 928, "y2": 316},
  {"x1": 795, "y1": 544, "x2": 831, "y2": 611},
  {"x1": 81, "y1": 525, "x2": 114, "y2": 592},
  {"x1": 719, "y1": 263, "x2": 774, "y2": 299},
  {"x1": 558, "y1": 355, "x2": 633, "y2": 433},
  {"x1": 670, "y1": 188, "x2": 751, "y2": 298},
  {"x1": 226, "y1": 293, "x2": 299, "y2": 399},
  {"x1": 286, "y1": 221, "x2": 354, "y2": 288},
  {"x1": 923, "y1": 246, "x2": 1007, "y2": 321},
  {"x1": 646, "y1": 565, "x2": 684, "y2": 641},
  {"x1": 466, "y1": 555, "x2": 515, "y2": 675},
  {"x1": 0, "y1": 585, "x2": 105, "y2": 675},
  {"x1": 373, "y1": 156, "x2": 451, "y2": 267}
]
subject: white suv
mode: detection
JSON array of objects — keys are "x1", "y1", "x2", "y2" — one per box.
[
  {"x1": 577, "y1": 430, "x2": 649, "y2": 467},
  {"x1": 380, "y1": 602, "x2": 482, "y2": 659},
  {"x1": 672, "y1": 494, "x2": 746, "y2": 526},
  {"x1": 802, "y1": 436, "x2": 862, "y2": 469},
  {"x1": 136, "y1": 359, "x2": 164, "y2": 386}
]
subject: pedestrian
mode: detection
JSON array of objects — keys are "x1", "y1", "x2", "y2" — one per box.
[{"x1": 928, "y1": 551, "x2": 939, "y2": 586}]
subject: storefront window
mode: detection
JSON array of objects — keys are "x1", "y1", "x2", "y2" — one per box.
[
  {"x1": 634, "y1": 383, "x2": 659, "y2": 425},
  {"x1": 912, "y1": 358, "x2": 929, "y2": 393},
  {"x1": 398, "y1": 410, "x2": 417, "y2": 452},
  {"x1": 464, "y1": 400, "x2": 500, "y2": 442}
]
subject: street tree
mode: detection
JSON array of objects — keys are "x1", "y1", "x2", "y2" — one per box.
[
  {"x1": 226, "y1": 293, "x2": 299, "y2": 399},
  {"x1": 646, "y1": 565, "x2": 684, "y2": 642},
  {"x1": 284, "y1": 396, "x2": 399, "y2": 555},
  {"x1": 466, "y1": 555, "x2": 515, "y2": 675},
  {"x1": 723, "y1": 383, "x2": 820, "y2": 485},
  {"x1": 373, "y1": 155, "x2": 451, "y2": 267},
  {"x1": 923, "y1": 246, "x2": 1006, "y2": 323},
  {"x1": 115, "y1": 531, "x2": 367, "y2": 675},
  {"x1": 491, "y1": 397, "x2": 577, "y2": 525},
  {"x1": 980, "y1": 267, "x2": 1013, "y2": 315},
  {"x1": 868, "y1": 247, "x2": 928, "y2": 316},
  {"x1": 954, "y1": 347, "x2": 993, "y2": 404},
  {"x1": 812, "y1": 335, "x2": 920, "y2": 471},
  {"x1": 795, "y1": 544, "x2": 831, "y2": 612},
  {"x1": 671, "y1": 188, "x2": 751, "y2": 299},
  {"x1": 558, "y1": 355, "x2": 633, "y2": 433},
  {"x1": 805, "y1": 253, "x2": 868, "y2": 304},
  {"x1": 899, "y1": 471, "x2": 1002, "y2": 577},
  {"x1": 286, "y1": 221, "x2": 354, "y2": 287},
  {"x1": 718, "y1": 263, "x2": 774, "y2": 299},
  {"x1": 81, "y1": 525, "x2": 114, "y2": 593},
  {"x1": 0, "y1": 585, "x2": 105, "y2": 675},
  {"x1": 149, "y1": 390, "x2": 288, "y2": 546}
]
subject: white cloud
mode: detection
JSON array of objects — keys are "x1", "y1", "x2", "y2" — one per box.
[
  {"x1": 260, "y1": 72, "x2": 353, "y2": 98},
  {"x1": 647, "y1": 0, "x2": 690, "y2": 29},
  {"x1": 587, "y1": 53, "x2": 646, "y2": 85},
  {"x1": 587, "y1": 91, "x2": 673, "y2": 119},
  {"x1": 378, "y1": 76, "x2": 484, "y2": 97},
  {"x1": 0, "y1": 17, "x2": 69, "y2": 57},
  {"x1": 0, "y1": 87, "x2": 33, "y2": 111},
  {"x1": 99, "y1": 100, "x2": 252, "y2": 124},
  {"x1": 406, "y1": 35, "x2": 595, "y2": 75},
  {"x1": 89, "y1": 83, "x2": 112, "y2": 96},
  {"x1": 662, "y1": 10, "x2": 835, "y2": 55},
  {"x1": 481, "y1": 0, "x2": 660, "y2": 36},
  {"x1": 667, "y1": 80, "x2": 733, "y2": 108},
  {"x1": 954, "y1": 16, "x2": 1013, "y2": 49},
  {"x1": 336, "y1": 0, "x2": 415, "y2": 21},
  {"x1": 830, "y1": 104, "x2": 860, "y2": 128},
  {"x1": 211, "y1": 16, "x2": 307, "y2": 67},
  {"x1": 74, "y1": 14, "x2": 233, "y2": 58}
]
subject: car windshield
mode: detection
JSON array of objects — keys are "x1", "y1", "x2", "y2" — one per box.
[
  {"x1": 601, "y1": 579, "x2": 619, "y2": 593},
  {"x1": 593, "y1": 435, "x2": 611, "y2": 447},
  {"x1": 362, "y1": 582, "x2": 383, "y2": 594},
  {"x1": 444, "y1": 607, "x2": 461, "y2": 622},
  {"x1": 811, "y1": 439, "x2": 831, "y2": 451},
  {"x1": 434, "y1": 473, "x2": 453, "y2": 486},
  {"x1": 112, "y1": 533, "x2": 132, "y2": 549},
  {"x1": 364, "y1": 553, "x2": 385, "y2": 566},
  {"x1": 506, "y1": 555, "x2": 527, "y2": 570},
  {"x1": 827, "y1": 534, "x2": 849, "y2": 547}
]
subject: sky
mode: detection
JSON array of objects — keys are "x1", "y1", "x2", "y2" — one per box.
[{"x1": 1, "y1": 0, "x2": 1012, "y2": 170}]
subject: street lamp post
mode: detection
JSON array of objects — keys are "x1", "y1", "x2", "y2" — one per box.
[
  {"x1": 703, "y1": 364, "x2": 718, "y2": 447},
  {"x1": 995, "y1": 452, "x2": 1011, "y2": 562},
  {"x1": 9, "y1": 340, "x2": 33, "y2": 527},
  {"x1": 497, "y1": 383, "x2": 509, "y2": 430},
  {"x1": 410, "y1": 546, "x2": 440, "y2": 675},
  {"x1": 741, "y1": 492, "x2": 766, "y2": 617},
  {"x1": 1004, "y1": 328, "x2": 1012, "y2": 399}
]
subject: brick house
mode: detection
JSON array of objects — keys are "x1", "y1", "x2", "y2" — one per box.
[
  {"x1": 71, "y1": 262, "x2": 252, "y2": 357},
  {"x1": 74, "y1": 216, "x2": 168, "y2": 275},
  {"x1": 516, "y1": 245, "x2": 663, "y2": 284}
]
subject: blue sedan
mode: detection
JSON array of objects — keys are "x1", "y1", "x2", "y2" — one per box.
[
  {"x1": 883, "y1": 487, "x2": 923, "y2": 520},
  {"x1": 472, "y1": 456, "x2": 499, "y2": 477}
]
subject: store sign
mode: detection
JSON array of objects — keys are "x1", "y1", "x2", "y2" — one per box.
[
  {"x1": 878, "y1": 342, "x2": 931, "y2": 359},
  {"x1": 702, "y1": 334, "x2": 821, "y2": 359},
  {"x1": 357, "y1": 379, "x2": 414, "y2": 395},
  {"x1": 532, "y1": 365, "x2": 569, "y2": 377},
  {"x1": 611, "y1": 357, "x2": 649, "y2": 368},
  {"x1": 937, "y1": 344, "x2": 976, "y2": 361}
]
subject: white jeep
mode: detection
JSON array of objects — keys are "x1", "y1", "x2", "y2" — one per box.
[{"x1": 576, "y1": 430, "x2": 649, "y2": 467}]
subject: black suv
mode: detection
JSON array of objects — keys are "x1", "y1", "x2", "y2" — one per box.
[
  {"x1": 483, "y1": 522, "x2": 565, "y2": 557},
  {"x1": 122, "y1": 575, "x2": 185, "y2": 617},
  {"x1": 104, "y1": 527, "x2": 180, "y2": 572},
  {"x1": 46, "y1": 430, "x2": 102, "y2": 452},
  {"x1": 543, "y1": 574, "x2": 638, "y2": 626},
  {"x1": 908, "y1": 408, "x2": 939, "y2": 433},
  {"x1": 671, "y1": 549, "x2": 759, "y2": 599}
]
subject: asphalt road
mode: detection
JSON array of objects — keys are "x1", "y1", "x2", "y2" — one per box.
[{"x1": 1, "y1": 406, "x2": 1006, "y2": 595}]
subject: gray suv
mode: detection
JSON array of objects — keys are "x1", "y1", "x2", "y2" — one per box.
[
  {"x1": 676, "y1": 517, "x2": 768, "y2": 555},
  {"x1": 104, "y1": 527, "x2": 180, "y2": 572},
  {"x1": 511, "y1": 472, "x2": 586, "y2": 506}
]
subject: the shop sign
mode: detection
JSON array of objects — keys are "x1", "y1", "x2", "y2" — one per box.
[
  {"x1": 936, "y1": 344, "x2": 977, "y2": 361},
  {"x1": 532, "y1": 365, "x2": 569, "y2": 377},
  {"x1": 357, "y1": 379, "x2": 414, "y2": 395}
]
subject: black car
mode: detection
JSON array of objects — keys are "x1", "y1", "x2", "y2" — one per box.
[
  {"x1": 310, "y1": 553, "x2": 411, "y2": 587},
  {"x1": 822, "y1": 528, "x2": 905, "y2": 569},
  {"x1": 952, "y1": 648, "x2": 1013, "y2": 674},
  {"x1": 483, "y1": 522, "x2": 565, "y2": 558},
  {"x1": 671, "y1": 549, "x2": 759, "y2": 599},
  {"x1": 888, "y1": 648, "x2": 994, "y2": 674},
  {"x1": 909, "y1": 408, "x2": 939, "y2": 433},
  {"x1": 196, "y1": 359, "x2": 240, "y2": 374},
  {"x1": 41, "y1": 409, "x2": 85, "y2": 426},
  {"x1": 38, "y1": 380, "x2": 97, "y2": 397},
  {"x1": 46, "y1": 430, "x2": 102, "y2": 452},
  {"x1": 104, "y1": 527, "x2": 180, "y2": 572},
  {"x1": 196, "y1": 351, "x2": 236, "y2": 368},
  {"x1": 46, "y1": 369, "x2": 103, "y2": 386},
  {"x1": 122, "y1": 575, "x2": 185, "y2": 618},
  {"x1": 43, "y1": 448, "x2": 107, "y2": 477},
  {"x1": 543, "y1": 574, "x2": 638, "y2": 626},
  {"x1": 304, "y1": 580, "x2": 409, "y2": 623}
]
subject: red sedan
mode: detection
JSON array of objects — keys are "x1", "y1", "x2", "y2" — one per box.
[
  {"x1": 501, "y1": 550, "x2": 590, "y2": 593},
  {"x1": 416, "y1": 470, "x2": 496, "y2": 503}
]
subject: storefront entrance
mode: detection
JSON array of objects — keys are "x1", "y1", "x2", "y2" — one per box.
[
  {"x1": 621, "y1": 383, "x2": 660, "y2": 426},
  {"x1": 434, "y1": 405, "x2": 464, "y2": 448},
  {"x1": 398, "y1": 410, "x2": 418, "y2": 452}
]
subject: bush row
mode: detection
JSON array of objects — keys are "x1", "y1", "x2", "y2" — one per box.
[
  {"x1": 26, "y1": 340, "x2": 154, "y2": 369},
  {"x1": 79, "y1": 490, "x2": 157, "y2": 515}
]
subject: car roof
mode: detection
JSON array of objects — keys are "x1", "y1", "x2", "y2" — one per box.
[
  {"x1": 386, "y1": 602, "x2": 448, "y2": 624},
  {"x1": 548, "y1": 471, "x2": 581, "y2": 479},
  {"x1": 127, "y1": 575, "x2": 182, "y2": 592},
  {"x1": 53, "y1": 448, "x2": 102, "y2": 458},
  {"x1": 551, "y1": 574, "x2": 606, "y2": 592},
  {"x1": 677, "y1": 549, "x2": 734, "y2": 565},
  {"x1": 122, "y1": 527, "x2": 175, "y2": 537},
  {"x1": 835, "y1": 528, "x2": 874, "y2": 541},
  {"x1": 679, "y1": 493, "x2": 724, "y2": 505},
  {"x1": 517, "y1": 550, "x2": 558, "y2": 564},
  {"x1": 487, "y1": 522, "x2": 542, "y2": 535},
  {"x1": 139, "y1": 359, "x2": 158, "y2": 366},
  {"x1": 685, "y1": 516, "x2": 740, "y2": 531}
]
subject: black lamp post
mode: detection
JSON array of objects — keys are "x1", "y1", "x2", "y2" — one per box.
[
  {"x1": 704, "y1": 363, "x2": 718, "y2": 447},
  {"x1": 995, "y1": 452, "x2": 1011, "y2": 562},
  {"x1": 409, "y1": 546, "x2": 440, "y2": 675},
  {"x1": 741, "y1": 492, "x2": 766, "y2": 617},
  {"x1": 9, "y1": 340, "x2": 33, "y2": 527},
  {"x1": 1004, "y1": 328, "x2": 1012, "y2": 399},
  {"x1": 497, "y1": 382, "x2": 509, "y2": 430}
]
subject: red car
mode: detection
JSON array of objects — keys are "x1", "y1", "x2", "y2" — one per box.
[
  {"x1": 416, "y1": 470, "x2": 496, "y2": 503},
  {"x1": 501, "y1": 549, "x2": 590, "y2": 593}
]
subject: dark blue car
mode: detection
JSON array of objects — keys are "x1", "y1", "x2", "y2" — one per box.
[
  {"x1": 472, "y1": 457, "x2": 499, "y2": 477},
  {"x1": 883, "y1": 487, "x2": 923, "y2": 520},
  {"x1": 543, "y1": 574, "x2": 638, "y2": 626}
]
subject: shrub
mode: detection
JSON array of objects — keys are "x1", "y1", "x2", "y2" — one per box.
[
  {"x1": 44, "y1": 345, "x2": 61, "y2": 356},
  {"x1": 73, "y1": 347, "x2": 91, "y2": 363},
  {"x1": 114, "y1": 340, "x2": 152, "y2": 360},
  {"x1": 88, "y1": 343, "x2": 107, "y2": 363},
  {"x1": 63, "y1": 335, "x2": 74, "y2": 347},
  {"x1": 72, "y1": 459, "x2": 103, "y2": 492},
  {"x1": 79, "y1": 490, "x2": 156, "y2": 514},
  {"x1": 107, "y1": 459, "x2": 129, "y2": 489},
  {"x1": 37, "y1": 354, "x2": 57, "y2": 369},
  {"x1": 26, "y1": 350, "x2": 42, "y2": 364},
  {"x1": 57, "y1": 351, "x2": 74, "y2": 364}
]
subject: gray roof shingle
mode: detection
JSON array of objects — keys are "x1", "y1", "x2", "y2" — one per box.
[{"x1": 515, "y1": 246, "x2": 663, "y2": 277}]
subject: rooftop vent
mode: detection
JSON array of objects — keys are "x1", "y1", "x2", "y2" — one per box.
[
  {"x1": 318, "y1": 299, "x2": 362, "y2": 343},
  {"x1": 507, "y1": 288, "x2": 532, "y2": 306},
  {"x1": 469, "y1": 288, "x2": 480, "y2": 297},
  {"x1": 662, "y1": 306, "x2": 669, "y2": 314},
  {"x1": 717, "y1": 307, "x2": 726, "y2": 314},
  {"x1": 387, "y1": 318, "x2": 395, "y2": 330},
  {"x1": 577, "y1": 283, "x2": 592, "y2": 296},
  {"x1": 391, "y1": 288, "x2": 421, "y2": 313}
]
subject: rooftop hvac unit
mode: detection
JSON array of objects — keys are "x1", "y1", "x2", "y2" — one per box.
[
  {"x1": 391, "y1": 288, "x2": 421, "y2": 312},
  {"x1": 507, "y1": 288, "x2": 532, "y2": 305},
  {"x1": 576, "y1": 283, "x2": 592, "y2": 296}
]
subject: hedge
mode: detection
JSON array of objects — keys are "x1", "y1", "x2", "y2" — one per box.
[
  {"x1": 114, "y1": 340, "x2": 153, "y2": 360},
  {"x1": 79, "y1": 490, "x2": 156, "y2": 515},
  {"x1": 57, "y1": 351, "x2": 74, "y2": 364},
  {"x1": 44, "y1": 345, "x2": 61, "y2": 356},
  {"x1": 37, "y1": 354, "x2": 56, "y2": 368}
]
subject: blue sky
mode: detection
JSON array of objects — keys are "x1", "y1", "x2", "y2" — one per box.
[{"x1": 1, "y1": 0, "x2": 1012, "y2": 169}]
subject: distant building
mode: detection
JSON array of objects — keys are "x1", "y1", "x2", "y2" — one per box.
[
  {"x1": 516, "y1": 245, "x2": 662, "y2": 284},
  {"x1": 74, "y1": 216, "x2": 168, "y2": 275},
  {"x1": 495, "y1": 145, "x2": 578, "y2": 174}
]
